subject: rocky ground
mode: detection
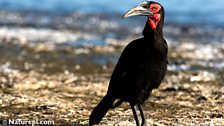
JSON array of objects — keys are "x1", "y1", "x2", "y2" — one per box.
[{"x1": 0, "y1": 67, "x2": 223, "y2": 126}]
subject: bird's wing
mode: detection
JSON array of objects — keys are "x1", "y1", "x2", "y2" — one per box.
[{"x1": 109, "y1": 39, "x2": 143, "y2": 84}]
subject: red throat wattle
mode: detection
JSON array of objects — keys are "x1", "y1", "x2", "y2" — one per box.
[{"x1": 148, "y1": 13, "x2": 161, "y2": 30}]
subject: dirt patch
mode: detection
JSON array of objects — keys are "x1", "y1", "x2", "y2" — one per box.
[{"x1": 0, "y1": 70, "x2": 223, "y2": 126}]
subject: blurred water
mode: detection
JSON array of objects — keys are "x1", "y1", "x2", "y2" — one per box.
[
  {"x1": 0, "y1": 0, "x2": 223, "y2": 74},
  {"x1": 0, "y1": 0, "x2": 224, "y2": 25}
]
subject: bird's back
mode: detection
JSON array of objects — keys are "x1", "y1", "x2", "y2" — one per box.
[{"x1": 107, "y1": 37, "x2": 168, "y2": 104}]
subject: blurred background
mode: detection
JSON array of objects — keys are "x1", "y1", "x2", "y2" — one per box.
[
  {"x1": 0, "y1": 0, "x2": 223, "y2": 125},
  {"x1": 0, "y1": 0, "x2": 224, "y2": 74}
]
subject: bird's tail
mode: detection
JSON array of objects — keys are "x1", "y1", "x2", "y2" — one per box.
[{"x1": 89, "y1": 94, "x2": 115, "y2": 125}]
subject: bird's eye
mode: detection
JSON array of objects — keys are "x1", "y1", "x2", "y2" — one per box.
[
  {"x1": 149, "y1": 4, "x2": 161, "y2": 13},
  {"x1": 152, "y1": 7, "x2": 157, "y2": 11}
]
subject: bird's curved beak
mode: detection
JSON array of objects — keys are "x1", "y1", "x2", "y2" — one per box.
[{"x1": 123, "y1": 5, "x2": 153, "y2": 18}]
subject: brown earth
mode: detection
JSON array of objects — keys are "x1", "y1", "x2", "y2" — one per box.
[{"x1": 0, "y1": 68, "x2": 223, "y2": 126}]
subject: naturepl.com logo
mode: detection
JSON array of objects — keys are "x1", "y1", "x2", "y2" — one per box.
[{"x1": 1, "y1": 119, "x2": 54, "y2": 126}]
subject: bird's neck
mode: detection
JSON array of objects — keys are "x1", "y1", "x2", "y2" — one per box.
[
  {"x1": 142, "y1": 21, "x2": 163, "y2": 41},
  {"x1": 142, "y1": 21, "x2": 167, "y2": 56}
]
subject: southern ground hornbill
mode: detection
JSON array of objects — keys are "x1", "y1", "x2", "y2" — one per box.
[{"x1": 89, "y1": 1, "x2": 168, "y2": 126}]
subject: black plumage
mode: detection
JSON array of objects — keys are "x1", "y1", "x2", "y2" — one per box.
[{"x1": 89, "y1": 1, "x2": 168, "y2": 126}]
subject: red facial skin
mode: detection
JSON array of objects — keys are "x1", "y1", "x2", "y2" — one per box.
[{"x1": 148, "y1": 4, "x2": 161, "y2": 30}]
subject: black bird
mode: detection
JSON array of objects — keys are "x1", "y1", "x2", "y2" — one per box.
[{"x1": 89, "y1": 1, "x2": 168, "y2": 126}]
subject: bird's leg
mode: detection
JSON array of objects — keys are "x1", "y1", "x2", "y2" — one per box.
[
  {"x1": 137, "y1": 104, "x2": 146, "y2": 126},
  {"x1": 130, "y1": 104, "x2": 140, "y2": 126}
]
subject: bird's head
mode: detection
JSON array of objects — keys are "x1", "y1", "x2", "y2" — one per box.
[{"x1": 123, "y1": 1, "x2": 164, "y2": 30}]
